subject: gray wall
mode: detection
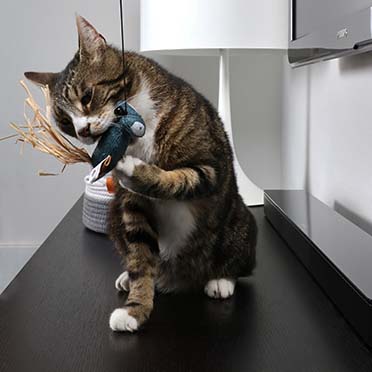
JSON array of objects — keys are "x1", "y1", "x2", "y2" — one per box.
[
  {"x1": 282, "y1": 53, "x2": 372, "y2": 235},
  {"x1": 0, "y1": 0, "x2": 283, "y2": 251}
]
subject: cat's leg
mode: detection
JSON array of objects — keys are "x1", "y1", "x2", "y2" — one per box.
[
  {"x1": 205, "y1": 202, "x2": 257, "y2": 300},
  {"x1": 204, "y1": 278, "x2": 236, "y2": 299},
  {"x1": 109, "y1": 192, "x2": 158, "y2": 332},
  {"x1": 109, "y1": 194, "x2": 130, "y2": 293},
  {"x1": 115, "y1": 155, "x2": 219, "y2": 200}
]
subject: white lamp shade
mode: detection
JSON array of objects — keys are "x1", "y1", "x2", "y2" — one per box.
[{"x1": 140, "y1": 0, "x2": 288, "y2": 53}]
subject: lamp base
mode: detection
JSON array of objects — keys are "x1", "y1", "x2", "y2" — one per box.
[{"x1": 218, "y1": 49, "x2": 263, "y2": 206}]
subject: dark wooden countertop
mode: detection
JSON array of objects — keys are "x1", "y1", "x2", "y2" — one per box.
[{"x1": 1, "y1": 198, "x2": 372, "y2": 372}]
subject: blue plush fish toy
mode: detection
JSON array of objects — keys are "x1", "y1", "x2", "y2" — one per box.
[{"x1": 87, "y1": 101, "x2": 145, "y2": 184}]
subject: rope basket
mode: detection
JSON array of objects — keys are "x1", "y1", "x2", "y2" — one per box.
[{"x1": 83, "y1": 175, "x2": 114, "y2": 234}]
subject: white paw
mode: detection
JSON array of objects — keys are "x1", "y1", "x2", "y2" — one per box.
[
  {"x1": 109, "y1": 308, "x2": 138, "y2": 332},
  {"x1": 116, "y1": 155, "x2": 143, "y2": 177},
  {"x1": 204, "y1": 278, "x2": 236, "y2": 299},
  {"x1": 115, "y1": 271, "x2": 130, "y2": 292}
]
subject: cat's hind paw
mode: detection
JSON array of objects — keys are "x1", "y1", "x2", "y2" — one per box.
[
  {"x1": 115, "y1": 271, "x2": 130, "y2": 292},
  {"x1": 109, "y1": 308, "x2": 138, "y2": 332},
  {"x1": 204, "y1": 278, "x2": 235, "y2": 299}
]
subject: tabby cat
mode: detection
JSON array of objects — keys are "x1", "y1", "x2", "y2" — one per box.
[{"x1": 25, "y1": 16, "x2": 257, "y2": 332}]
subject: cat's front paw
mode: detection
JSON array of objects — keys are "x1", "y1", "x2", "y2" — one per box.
[
  {"x1": 204, "y1": 278, "x2": 236, "y2": 299},
  {"x1": 116, "y1": 155, "x2": 144, "y2": 177},
  {"x1": 116, "y1": 155, "x2": 144, "y2": 190},
  {"x1": 109, "y1": 308, "x2": 138, "y2": 332}
]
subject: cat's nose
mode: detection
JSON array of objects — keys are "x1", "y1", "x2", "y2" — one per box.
[{"x1": 78, "y1": 124, "x2": 91, "y2": 138}]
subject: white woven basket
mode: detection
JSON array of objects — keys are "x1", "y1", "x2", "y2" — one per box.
[{"x1": 82, "y1": 175, "x2": 114, "y2": 234}]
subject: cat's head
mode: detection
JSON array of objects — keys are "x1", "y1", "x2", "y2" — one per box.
[{"x1": 25, "y1": 16, "x2": 126, "y2": 145}]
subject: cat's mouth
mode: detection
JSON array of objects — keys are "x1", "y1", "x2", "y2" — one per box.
[
  {"x1": 77, "y1": 130, "x2": 101, "y2": 145},
  {"x1": 73, "y1": 115, "x2": 114, "y2": 145}
]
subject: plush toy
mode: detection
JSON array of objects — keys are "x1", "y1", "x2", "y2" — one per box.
[{"x1": 87, "y1": 101, "x2": 145, "y2": 184}]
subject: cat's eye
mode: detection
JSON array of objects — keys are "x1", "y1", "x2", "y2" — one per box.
[{"x1": 81, "y1": 88, "x2": 93, "y2": 106}]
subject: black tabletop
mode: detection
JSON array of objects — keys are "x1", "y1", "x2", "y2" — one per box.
[{"x1": 1, "y1": 198, "x2": 371, "y2": 372}]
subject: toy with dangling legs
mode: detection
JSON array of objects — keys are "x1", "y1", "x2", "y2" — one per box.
[{"x1": 87, "y1": 101, "x2": 146, "y2": 184}]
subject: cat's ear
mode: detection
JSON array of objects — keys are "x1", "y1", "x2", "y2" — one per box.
[
  {"x1": 76, "y1": 15, "x2": 106, "y2": 59},
  {"x1": 24, "y1": 71, "x2": 59, "y2": 88}
]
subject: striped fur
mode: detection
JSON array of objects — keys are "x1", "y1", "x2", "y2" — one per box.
[{"x1": 25, "y1": 16, "x2": 257, "y2": 332}]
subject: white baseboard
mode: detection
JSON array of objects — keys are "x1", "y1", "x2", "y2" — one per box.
[{"x1": 0, "y1": 243, "x2": 39, "y2": 250}]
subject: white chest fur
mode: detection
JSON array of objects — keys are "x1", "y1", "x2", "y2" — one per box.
[
  {"x1": 125, "y1": 79, "x2": 195, "y2": 259},
  {"x1": 154, "y1": 200, "x2": 196, "y2": 261},
  {"x1": 126, "y1": 80, "x2": 157, "y2": 163}
]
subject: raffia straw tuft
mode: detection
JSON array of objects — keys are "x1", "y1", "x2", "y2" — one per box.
[{"x1": 1, "y1": 80, "x2": 91, "y2": 174}]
